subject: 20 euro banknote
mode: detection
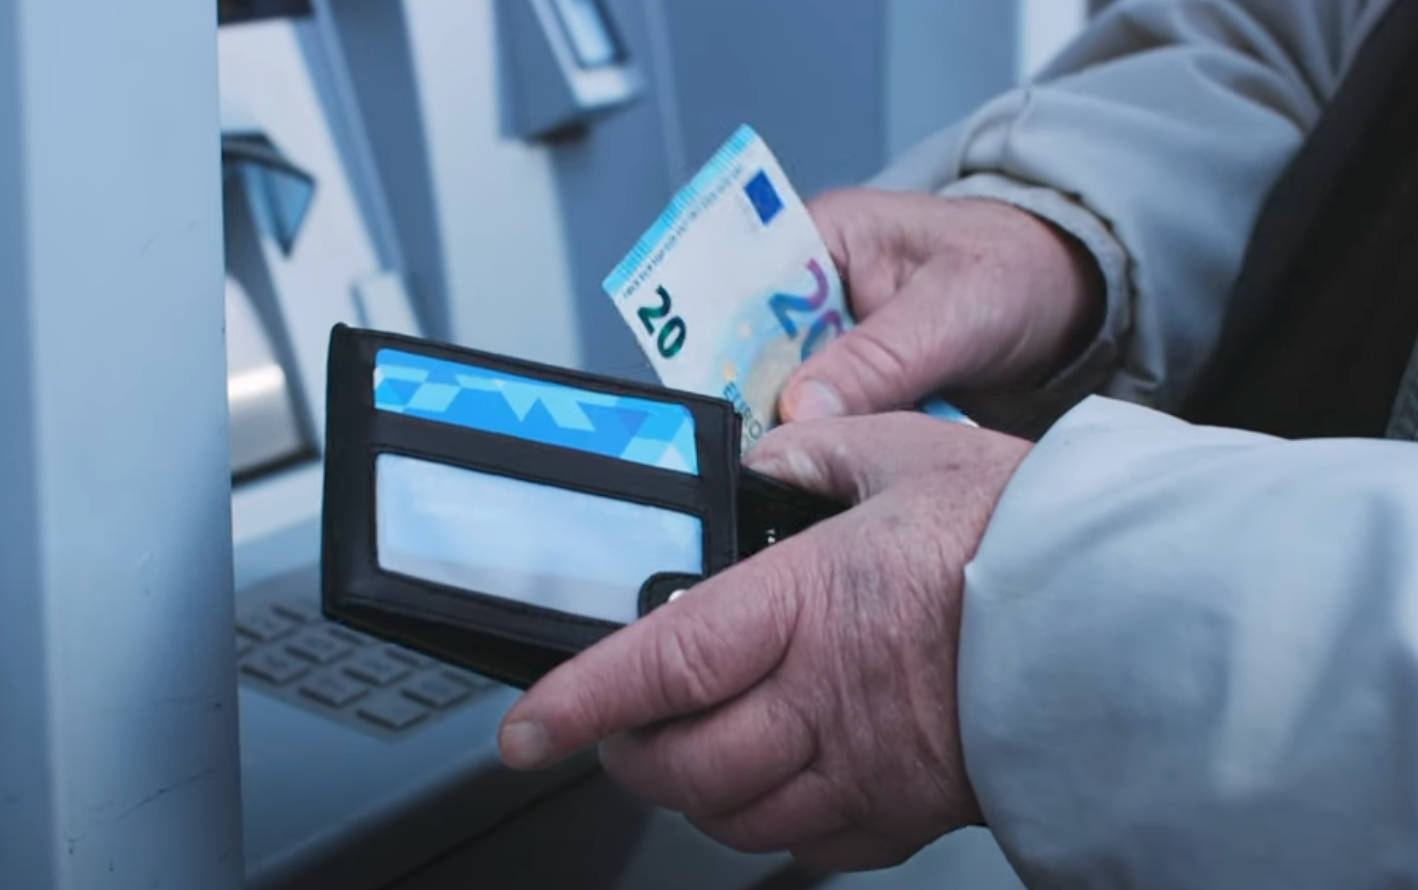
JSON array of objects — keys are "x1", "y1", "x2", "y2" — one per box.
[{"x1": 603, "y1": 125, "x2": 968, "y2": 450}]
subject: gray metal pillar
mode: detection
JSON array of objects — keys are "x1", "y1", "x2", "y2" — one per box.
[{"x1": 0, "y1": 2, "x2": 242, "y2": 888}]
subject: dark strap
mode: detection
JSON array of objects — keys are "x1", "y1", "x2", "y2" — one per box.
[{"x1": 1181, "y1": 1, "x2": 1418, "y2": 438}]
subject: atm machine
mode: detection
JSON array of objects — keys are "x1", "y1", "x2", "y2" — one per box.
[{"x1": 3, "y1": 2, "x2": 1038, "y2": 888}]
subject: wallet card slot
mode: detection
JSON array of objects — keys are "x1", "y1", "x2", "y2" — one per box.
[
  {"x1": 374, "y1": 453, "x2": 703, "y2": 626},
  {"x1": 374, "y1": 346, "x2": 702, "y2": 476},
  {"x1": 369, "y1": 410, "x2": 710, "y2": 516}
]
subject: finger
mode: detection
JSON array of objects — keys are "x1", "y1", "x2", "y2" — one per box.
[
  {"x1": 688, "y1": 769, "x2": 852, "y2": 853},
  {"x1": 779, "y1": 258, "x2": 984, "y2": 421},
  {"x1": 598, "y1": 684, "x2": 815, "y2": 815},
  {"x1": 790, "y1": 828, "x2": 918, "y2": 873},
  {"x1": 743, "y1": 411, "x2": 979, "y2": 502},
  {"x1": 499, "y1": 539, "x2": 807, "y2": 770}
]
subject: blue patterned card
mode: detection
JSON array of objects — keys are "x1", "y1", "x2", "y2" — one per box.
[{"x1": 373, "y1": 349, "x2": 700, "y2": 475}]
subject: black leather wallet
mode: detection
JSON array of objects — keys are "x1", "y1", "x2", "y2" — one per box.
[{"x1": 320, "y1": 325, "x2": 843, "y2": 689}]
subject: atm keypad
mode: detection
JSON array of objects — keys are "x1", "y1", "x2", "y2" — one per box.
[
  {"x1": 357, "y1": 695, "x2": 429, "y2": 731},
  {"x1": 237, "y1": 597, "x2": 500, "y2": 739},
  {"x1": 299, "y1": 671, "x2": 370, "y2": 708}
]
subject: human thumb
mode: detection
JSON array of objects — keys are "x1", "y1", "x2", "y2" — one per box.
[{"x1": 778, "y1": 280, "x2": 961, "y2": 422}]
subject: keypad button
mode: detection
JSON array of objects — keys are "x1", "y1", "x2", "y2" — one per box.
[
  {"x1": 299, "y1": 671, "x2": 370, "y2": 708},
  {"x1": 401, "y1": 674, "x2": 472, "y2": 709},
  {"x1": 442, "y1": 669, "x2": 498, "y2": 691},
  {"x1": 236, "y1": 635, "x2": 255, "y2": 657},
  {"x1": 235, "y1": 609, "x2": 297, "y2": 643},
  {"x1": 343, "y1": 653, "x2": 411, "y2": 687},
  {"x1": 272, "y1": 600, "x2": 322, "y2": 624},
  {"x1": 327, "y1": 626, "x2": 376, "y2": 647},
  {"x1": 285, "y1": 631, "x2": 353, "y2": 665},
  {"x1": 383, "y1": 646, "x2": 433, "y2": 668},
  {"x1": 241, "y1": 650, "x2": 310, "y2": 686},
  {"x1": 357, "y1": 695, "x2": 428, "y2": 730}
]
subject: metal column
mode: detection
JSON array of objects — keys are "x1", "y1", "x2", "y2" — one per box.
[{"x1": 0, "y1": 2, "x2": 242, "y2": 888}]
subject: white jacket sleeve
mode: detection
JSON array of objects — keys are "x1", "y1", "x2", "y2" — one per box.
[
  {"x1": 960, "y1": 396, "x2": 1418, "y2": 888},
  {"x1": 873, "y1": 0, "x2": 1391, "y2": 412}
]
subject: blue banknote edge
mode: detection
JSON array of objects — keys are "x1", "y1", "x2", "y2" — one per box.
[
  {"x1": 602, "y1": 123, "x2": 759, "y2": 296},
  {"x1": 918, "y1": 396, "x2": 977, "y2": 427}
]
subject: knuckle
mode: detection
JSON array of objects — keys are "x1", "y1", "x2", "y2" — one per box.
[
  {"x1": 562, "y1": 680, "x2": 618, "y2": 742},
  {"x1": 743, "y1": 427, "x2": 817, "y2": 482},
  {"x1": 833, "y1": 328, "x2": 917, "y2": 405},
  {"x1": 649, "y1": 621, "x2": 722, "y2": 713}
]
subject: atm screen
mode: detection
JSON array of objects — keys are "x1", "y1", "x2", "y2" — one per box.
[{"x1": 550, "y1": 0, "x2": 624, "y2": 68}]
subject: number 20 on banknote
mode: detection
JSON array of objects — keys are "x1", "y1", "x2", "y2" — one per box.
[
  {"x1": 768, "y1": 257, "x2": 843, "y2": 362},
  {"x1": 603, "y1": 126, "x2": 853, "y2": 445},
  {"x1": 633, "y1": 255, "x2": 841, "y2": 363}
]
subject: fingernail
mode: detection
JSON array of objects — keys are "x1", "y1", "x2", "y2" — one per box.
[
  {"x1": 784, "y1": 379, "x2": 845, "y2": 422},
  {"x1": 500, "y1": 721, "x2": 553, "y2": 769}
]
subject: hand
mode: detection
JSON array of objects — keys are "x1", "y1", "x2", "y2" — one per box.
[
  {"x1": 498, "y1": 414, "x2": 1031, "y2": 871},
  {"x1": 780, "y1": 189, "x2": 1103, "y2": 422}
]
